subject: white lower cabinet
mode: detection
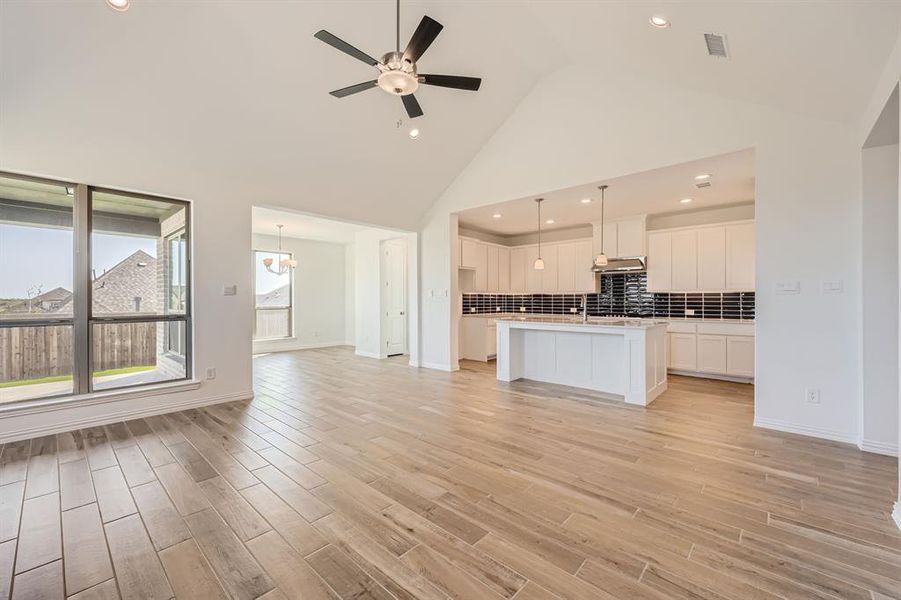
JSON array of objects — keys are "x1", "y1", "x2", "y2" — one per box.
[
  {"x1": 697, "y1": 335, "x2": 727, "y2": 374},
  {"x1": 668, "y1": 333, "x2": 697, "y2": 371},
  {"x1": 461, "y1": 316, "x2": 499, "y2": 362},
  {"x1": 666, "y1": 321, "x2": 754, "y2": 380},
  {"x1": 726, "y1": 336, "x2": 755, "y2": 377}
]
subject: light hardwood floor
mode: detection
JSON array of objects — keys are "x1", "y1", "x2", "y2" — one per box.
[{"x1": 1, "y1": 346, "x2": 899, "y2": 599}]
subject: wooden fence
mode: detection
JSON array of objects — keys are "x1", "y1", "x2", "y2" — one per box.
[{"x1": 0, "y1": 323, "x2": 157, "y2": 382}]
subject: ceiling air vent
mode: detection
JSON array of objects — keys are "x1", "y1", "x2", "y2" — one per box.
[
  {"x1": 704, "y1": 33, "x2": 729, "y2": 58},
  {"x1": 695, "y1": 181, "x2": 712, "y2": 189}
]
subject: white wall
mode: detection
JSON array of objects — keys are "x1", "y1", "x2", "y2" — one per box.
[
  {"x1": 860, "y1": 144, "x2": 900, "y2": 456},
  {"x1": 251, "y1": 234, "x2": 348, "y2": 354},
  {"x1": 344, "y1": 244, "x2": 356, "y2": 346},
  {"x1": 420, "y1": 66, "x2": 863, "y2": 445}
]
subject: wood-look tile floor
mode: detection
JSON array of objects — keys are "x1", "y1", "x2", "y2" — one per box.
[{"x1": 1, "y1": 346, "x2": 900, "y2": 600}]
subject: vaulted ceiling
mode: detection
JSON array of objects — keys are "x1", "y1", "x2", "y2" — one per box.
[{"x1": 2, "y1": 1, "x2": 899, "y2": 230}]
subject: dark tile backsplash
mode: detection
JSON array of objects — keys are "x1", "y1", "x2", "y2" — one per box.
[{"x1": 462, "y1": 272, "x2": 754, "y2": 320}]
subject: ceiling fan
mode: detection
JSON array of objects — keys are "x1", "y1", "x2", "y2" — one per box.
[{"x1": 313, "y1": 0, "x2": 482, "y2": 119}]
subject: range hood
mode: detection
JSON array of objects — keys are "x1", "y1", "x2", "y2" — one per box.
[{"x1": 591, "y1": 256, "x2": 647, "y2": 273}]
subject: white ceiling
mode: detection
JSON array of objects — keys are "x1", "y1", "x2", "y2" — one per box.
[
  {"x1": 458, "y1": 148, "x2": 755, "y2": 235},
  {"x1": 252, "y1": 207, "x2": 378, "y2": 244},
  {"x1": 1, "y1": 2, "x2": 898, "y2": 230}
]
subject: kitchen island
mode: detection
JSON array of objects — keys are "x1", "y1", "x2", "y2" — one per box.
[{"x1": 496, "y1": 316, "x2": 668, "y2": 406}]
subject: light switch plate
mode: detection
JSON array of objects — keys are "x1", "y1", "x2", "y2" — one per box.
[
  {"x1": 821, "y1": 280, "x2": 843, "y2": 294},
  {"x1": 774, "y1": 280, "x2": 800, "y2": 295}
]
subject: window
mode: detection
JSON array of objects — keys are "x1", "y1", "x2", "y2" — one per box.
[
  {"x1": 253, "y1": 250, "x2": 292, "y2": 339},
  {"x1": 0, "y1": 172, "x2": 191, "y2": 404}
]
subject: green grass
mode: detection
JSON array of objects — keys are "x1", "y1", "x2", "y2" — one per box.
[{"x1": 0, "y1": 365, "x2": 155, "y2": 388}]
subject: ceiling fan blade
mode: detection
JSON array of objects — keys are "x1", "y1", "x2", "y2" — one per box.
[
  {"x1": 314, "y1": 30, "x2": 379, "y2": 66},
  {"x1": 420, "y1": 74, "x2": 481, "y2": 91},
  {"x1": 402, "y1": 94, "x2": 424, "y2": 119},
  {"x1": 403, "y1": 16, "x2": 443, "y2": 63},
  {"x1": 329, "y1": 80, "x2": 378, "y2": 98}
]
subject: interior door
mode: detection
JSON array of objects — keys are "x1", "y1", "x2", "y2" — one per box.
[{"x1": 383, "y1": 239, "x2": 407, "y2": 356}]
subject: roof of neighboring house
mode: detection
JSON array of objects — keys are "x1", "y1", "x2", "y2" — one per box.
[
  {"x1": 256, "y1": 283, "x2": 290, "y2": 308},
  {"x1": 92, "y1": 249, "x2": 157, "y2": 314},
  {"x1": 34, "y1": 287, "x2": 72, "y2": 303},
  {"x1": 52, "y1": 249, "x2": 158, "y2": 315}
]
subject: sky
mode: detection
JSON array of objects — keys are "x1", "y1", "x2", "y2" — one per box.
[
  {"x1": 0, "y1": 224, "x2": 157, "y2": 298},
  {"x1": 254, "y1": 251, "x2": 292, "y2": 297}
]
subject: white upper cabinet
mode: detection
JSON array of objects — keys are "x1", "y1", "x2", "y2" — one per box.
[
  {"x1": 525, "y1": 245, "x2": 542, "y2": 292},
  {"x1": 486, "y1": 245, "x2": 499, "y2": 292},
  {"x1": 697, "y1": 227, "x2": 726, "y2": 290},
  {"x1": 460, "y1": 238, "x2": 477, "y2": 268},
  {"x1": 498, "y1": 247, "x2": 511, "y2": 292},
  {"x1": 593, "y1": 216, "x2": 646, "y2": 258},
  {"x1": 726, "y1": 223, "x2": 755, "y2": 290},
  {"x1": 473, "y1": 244, "x2": 487, "y2": 291},
  {"x1": 671, "y1": 230, "x2": 698, "y2": 291},
  {"x1": 646, "y1": 221, "x2": 755, "y2": 292},
  {"x1": 510, "y1": 247, "x2": 526, "y2": 292},
  {"x1": 556, "y1": 242, "x2": 576, "y2": 292},
  {"x1": 601, "y1": 222, "x2": 617, "y2": 257},
  {"x1": 540, "y1": 245, "x2": 559, "y2": 292},
  {"x1": 573, "y1": 239, "x2": 595, "y2": 291},
  {"x1": 616, "y1": 217, "x2": 646, "y2": 257},
  {"x1": 647, "y1": 232, "x2": 672, "y2": 291}
]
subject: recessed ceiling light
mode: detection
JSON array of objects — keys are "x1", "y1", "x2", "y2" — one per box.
[
  {"x1": 680, "y1": 198, "x2": 693, "y2": 204},
  {"x1": 106, "y1": 0, "x2": 129, "y2": 11},
  {"x1": 580, "y1": 198, "x2": 592, "y2": 204},
  {"x1": 694, "y1": 173, "x2": 711, "y2": 181},
  {"x1": 546, "y1": 219, "x2": 555, "y2": 224},
  {"x1": 649, "y1": 15, "x2": 670, "y2": 28},
  {"x1": 492, "y1": 213, "x2": 502, "y2": 219},
  {"x1": 408, "y1": 128, "x2": 420, "y2": 139}
]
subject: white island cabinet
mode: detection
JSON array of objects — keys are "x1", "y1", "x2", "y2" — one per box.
[{"x1": 496, "y1": 318, "x2": 668, "y2": 406}]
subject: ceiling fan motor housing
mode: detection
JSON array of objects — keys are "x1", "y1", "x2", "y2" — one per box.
[{"x1": 377, "y1": 51, "x2": 419, "y2": 96}]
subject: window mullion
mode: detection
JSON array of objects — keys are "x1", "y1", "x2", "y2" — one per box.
[{"x1": 73, "y1": 183, "x2": 92, "y2": 395}]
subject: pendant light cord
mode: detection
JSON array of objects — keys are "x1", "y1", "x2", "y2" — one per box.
[
  {"x1": 598, "y1": 185, "x2": 607, "y2": 253},
  {"x1": 396, "y1": 0, "x2": 400, "y2": 53},
  {"x1": 537, "y1": 199, "x2": 542, "y2": 258}
]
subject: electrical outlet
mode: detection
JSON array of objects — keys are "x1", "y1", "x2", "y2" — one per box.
[
  {"x1": 206, "y1": 367, "x2": 217, "y2": 381},
  {"x1": 519, "y1": 306, "x2": 527, "y2": 312},
  {"x1": 569, "y1": 307, "x2": 578, "y2": 313},
  {"x1": 805, "y1": 388, "x2": 820, "y2": 404}
]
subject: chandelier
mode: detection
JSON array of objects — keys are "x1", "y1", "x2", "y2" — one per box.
[{"x1": 263, "y1": 224, "x2": 298, "y2": 275}]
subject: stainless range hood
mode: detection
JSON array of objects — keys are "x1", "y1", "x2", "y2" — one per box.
[{"x1": 590, "y1": 256, "x2": 647, "y2": 273}]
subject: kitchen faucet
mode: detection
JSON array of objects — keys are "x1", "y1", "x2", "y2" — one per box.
[{"x1": 581, "y1": 293, "x2": 588, "y2": 323}]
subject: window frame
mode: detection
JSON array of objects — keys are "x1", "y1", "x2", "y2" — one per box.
[
  {"x1": 0, "y1": 171, "x2": 193, "y2": 402},
  {"x1": 252, "y1": 248, "x2": 293, "y2": 341},
  {"x1": 87, "y1": 185, "x2": 192, "y2": 393}
]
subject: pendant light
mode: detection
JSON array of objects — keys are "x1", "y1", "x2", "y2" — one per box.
[
  {"x1": 594, "y1": 185, "x2": 609, "y2": 267},
  {"x1": 534, "y1": 198, "x2": 545, "y2": 270},
  {"x1": 262, "y1": 224, "x2": 298, "y2": 275}
]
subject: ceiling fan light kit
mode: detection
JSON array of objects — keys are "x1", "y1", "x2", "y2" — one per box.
[{"x1": 313, "y1": 0, "x2": 482, "y2": 119}]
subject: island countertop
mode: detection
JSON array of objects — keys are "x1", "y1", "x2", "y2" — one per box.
[{"x1": 495, "y1": 316, "x2": 668, "y2": 331}]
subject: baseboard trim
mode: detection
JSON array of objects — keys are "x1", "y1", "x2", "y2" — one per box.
[
  {"x1": 753, "y1": 417, "x2": 857, "y2": 445},
  {"x1": 0, "y1": 390, "x2": 253, "y2": 444},
  {"x1": 668, "y1": 369, "x2": 754, "y2": 384},
  {"x1": 354, "y1": 350, "x2": 383, "y2": 360},
  {"x1": 893, "y1": 502, "x2": 901, "y2": 532},
  {"x1": 420, "y1": 361, "x2": 458, "y2": 372},
  {"x1": 858, "y1": 439, "x2": 899, "y2": 457},
  {"x1": 253, "y1": 340, "x2": 347, "y2": 353}
]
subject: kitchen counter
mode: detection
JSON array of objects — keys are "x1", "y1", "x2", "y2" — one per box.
[{"x1": 496, "y1": 317, "x2": 667, "y2": 406}]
